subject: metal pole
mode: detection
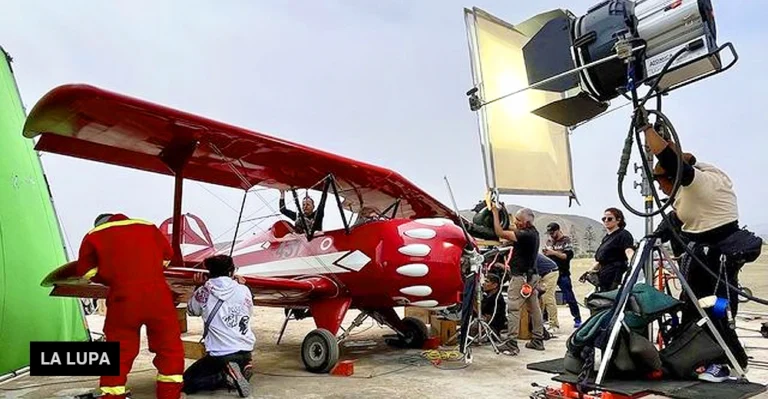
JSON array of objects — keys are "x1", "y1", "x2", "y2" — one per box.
[
  {"x1": 595, "y1": 238, "x2": 651, "y2": 384},
  {"x1": 477, "y1": 43, "x2": 647, "y2": 109}
]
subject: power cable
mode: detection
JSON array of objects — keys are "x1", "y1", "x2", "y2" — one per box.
[{"x1": 616, "y1": 43, "x2": 768, "y2": 306}]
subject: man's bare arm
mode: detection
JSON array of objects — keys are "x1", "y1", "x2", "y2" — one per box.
[
  {"x1": 491, "y1": 206, "x2": 517, "y2": 242},
  {"x1": 641, "y1": 124, "x2": 668, "y2": 155}
]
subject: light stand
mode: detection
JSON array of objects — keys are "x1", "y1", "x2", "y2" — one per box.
[
  {"x1": 461, "y1": 272, "x2": 508, "y2": 354},
  {"x1": 593, "y1": 36, "x2": 747, "y2": 385},
  {"x1": 594, "y1": 235, "x2": 747, "y2": 385}
]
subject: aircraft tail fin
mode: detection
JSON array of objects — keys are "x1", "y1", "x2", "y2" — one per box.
[{"x1": 159, "y1": 213, "x2": 216, "y2": 260}]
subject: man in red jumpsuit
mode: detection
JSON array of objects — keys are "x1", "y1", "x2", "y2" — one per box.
[{"x1": 75, "y1": 213, "x2": 185, "y2": 399}]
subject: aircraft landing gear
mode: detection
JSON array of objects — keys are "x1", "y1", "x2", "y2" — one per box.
[
  {"x1": 370, "y1": 308, "x2": 429, "y2": 349},
  {"x1": 389, "y1": 317, "x2": 429, "y2": 348},
  {"x1": 300, "y1": 311, "x2": 368, "y2": 373},
  {"x1": 301, "y1": 328, "x2": 339, "y2": 373}
]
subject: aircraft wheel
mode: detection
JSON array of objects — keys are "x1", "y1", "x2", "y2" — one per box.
[
  {"x1": 399, "y1": 317, "x2": 429, "y2": 349},
  {"x1": 301, "y1": 328, "x2": 339, "y2": 373}
]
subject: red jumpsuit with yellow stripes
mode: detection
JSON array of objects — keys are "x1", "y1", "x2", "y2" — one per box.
[{"x1": 75, "y1": 214, "x2": 185, "y2": 399}]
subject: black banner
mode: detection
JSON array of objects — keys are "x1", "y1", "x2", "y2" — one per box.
[{"x1": 29, "y1": 341, "x2": 120, "y2": 376}]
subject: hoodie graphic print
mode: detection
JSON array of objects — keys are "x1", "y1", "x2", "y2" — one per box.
[{"x1": 188, "y1": 276, "x2": 255, "y2": 356}]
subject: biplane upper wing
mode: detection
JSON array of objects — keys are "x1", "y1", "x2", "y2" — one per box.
[
  {"x1": 22, "y1": 84, "x2": 457, "y2": 220},
  {"x1": 42, "y1": 261, "x2": 338, "y2": 306}
]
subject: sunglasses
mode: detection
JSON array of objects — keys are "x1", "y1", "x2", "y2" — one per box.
[{"x1": 602, "y1": 216, "x2": 615, "y2": 222}]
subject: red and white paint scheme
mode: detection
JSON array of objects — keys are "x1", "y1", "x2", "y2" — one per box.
[{"x1": 26, "y1": 84, "x2": 477, "y2": 373}]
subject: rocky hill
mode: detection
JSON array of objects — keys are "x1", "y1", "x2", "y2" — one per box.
[{"x1": 460, "y1": 204, "x2": 605, "y2": 257}]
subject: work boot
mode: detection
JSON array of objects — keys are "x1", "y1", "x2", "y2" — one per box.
[
  {"x1": 226, "y1": 361, "x2": 251, "y2": 397},
  {"x1": 498, "y1": 339, "x2": 519, "y2": 356},
  {"x1": 526, "y1": 339, "x2": 545, "y2": 351}
]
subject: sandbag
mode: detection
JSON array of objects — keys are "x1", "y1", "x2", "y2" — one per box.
[
  {"x1": 588, "y1": 283, "x2": 682, "y2": 328},
  {"x1": 659, "y1": 320, "x2": 725, "y2": 379},
  {"x1": 613, "y1": 328, "x2": 663, "y2": 378}
]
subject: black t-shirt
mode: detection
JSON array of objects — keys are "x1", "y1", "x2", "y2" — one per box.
[
  {"x1": 509, "y1": 226, "x2": 539, "y2": 276},
  {"x1": 595, "y1": 228, "x2": 635, "y2": 271},
  {"x1": 545, "y1": 235, "x2": 574, "y2": 276},
  {"x1": 481, "y1": 288, "x2": 507, "y2": 333}
]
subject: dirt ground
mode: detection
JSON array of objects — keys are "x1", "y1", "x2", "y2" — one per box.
[{"x1": 2, "y1": 253, "x2": 768, "y2": 399}]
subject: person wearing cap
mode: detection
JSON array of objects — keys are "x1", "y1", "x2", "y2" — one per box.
[
  {"x1": 636, "y1": 108, "x2": 747, "y2": 381},
  {"x1": 73, "y1": 213, "x2": 184, "y2": 399},
  {"x1": 543, "y1": 222, "x2": 582, "y2": 329}
]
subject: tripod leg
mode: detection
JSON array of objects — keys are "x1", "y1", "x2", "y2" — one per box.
[
  {"x1": 596, "y1": 238, "x2": 652, "y2": 385},
  {"x1": 658, "y1": 246, "x2": 747, "y2": 378}
]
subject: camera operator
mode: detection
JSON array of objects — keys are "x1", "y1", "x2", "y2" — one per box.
[
  {"x1": 636, "y1": 108, "x2": 748, "y2": 380},
  {"x1": 490, "y1": 204, "x2": 546, "y2": 355}
]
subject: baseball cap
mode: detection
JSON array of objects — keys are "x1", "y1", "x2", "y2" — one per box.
[{"x1": 546, "y1": 222, "x2": 560, "y2": 233}]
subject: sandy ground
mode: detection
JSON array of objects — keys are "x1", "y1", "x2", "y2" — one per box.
[{"x1": 2, "y1": 258, "x2": 768, "y2": 399}]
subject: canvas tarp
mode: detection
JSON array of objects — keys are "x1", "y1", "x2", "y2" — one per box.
[{"x1": 0, "y1": 46, "x2": 89, "y2": 377}]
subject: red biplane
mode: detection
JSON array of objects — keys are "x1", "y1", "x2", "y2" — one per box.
[{"x1": 25, "y1": 84, "x2": 480, "y2": 373}]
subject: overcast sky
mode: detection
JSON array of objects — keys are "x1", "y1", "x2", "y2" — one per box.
[{"x1": 2, "y1": 1, "x2": 766, "y2": 258}]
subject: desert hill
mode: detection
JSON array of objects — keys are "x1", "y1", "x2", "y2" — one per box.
[{"x1": 460, "y1": 204, "x2": 604, "y2": 257}]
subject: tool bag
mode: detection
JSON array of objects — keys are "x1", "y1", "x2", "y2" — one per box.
[
  {"x1": 566, "y1": 284, "x2": 680, "y2": 379},
  {"x1": 714, "y1": 228, "x2": 763, "y2": 265},
  {"x1": 658, "y1": 319, "x2": 725, "y2": 379}
]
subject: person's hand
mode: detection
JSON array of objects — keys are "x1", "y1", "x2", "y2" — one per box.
[
  {"x1": 233, "y1": 275, "x2": 246, "y2": 285},
  {"x1": 193, "y1": 272, "x2": 207, "y2": 286},
  {"x1": 634, "y1": 106, "x2": 649, "y2": 128},
  {"x1": 542, "y1": 248, "x2": 553, "y2": 256}
]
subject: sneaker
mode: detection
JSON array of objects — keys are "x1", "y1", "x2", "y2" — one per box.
[
  {"x1": 226, "y1": 361, "x2": 252, "y2": 397},
  {"x1": 698, "y1": 364, "x2": 730, "y2": 383},
  {"x1": 526, "y1": 339, "x2": 545, "y2": 351},
  {"x1": 242, "y1": 363, "x2": 253, "y2": 381},
  {"x1": 498, "y1": 340, "x2": 520, "y2": 356},
  {"x1": 574, "y1": 320, "x2": 582, "y2": 329}
]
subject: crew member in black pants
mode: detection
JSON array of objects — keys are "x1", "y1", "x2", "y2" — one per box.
[
  {"x1": 590, "y1": 208, "x2": 635, "y2": 292},
  {"x1": 636, "y1": 106, "x2": 748, "y2": 382}
]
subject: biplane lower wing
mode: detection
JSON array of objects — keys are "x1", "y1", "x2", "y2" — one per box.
[
  {"x1": 22, "y1": 84, "x2": 457, "y2": 221},
  {"x1": 41, "y1": 262, "x2": 339, "y2": 307}
]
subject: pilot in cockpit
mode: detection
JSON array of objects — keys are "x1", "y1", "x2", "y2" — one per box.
[
  {"x1": 353, "y1": 206, "x2": 382, "y2": 227},
  {"x1": 278, "y1": 190, "x2": 324, "y2": 234}
]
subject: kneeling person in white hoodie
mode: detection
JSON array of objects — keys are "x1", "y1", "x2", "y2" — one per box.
[{"x1": 183, "y1": 255, "x2": 255, "y2": 397}]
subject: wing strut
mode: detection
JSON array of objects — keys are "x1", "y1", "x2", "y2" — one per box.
[
  {"x1": 287, "y1": 174, "x2": 351, "y2": 241},
  {"x1": 159, "y1": 138, "x2": 198, "y2": 266}
]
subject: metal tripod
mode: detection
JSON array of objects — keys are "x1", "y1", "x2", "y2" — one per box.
[
  {"x1": 595, "y1": 235, "x2": 747, "y2": 385},
  {"x1": 452, "y1": 287, "x2": 508, "y2": 354}
]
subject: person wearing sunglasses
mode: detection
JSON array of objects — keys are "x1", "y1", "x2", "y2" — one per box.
[{"x1": 590, "y1": 208, "x2": 635, "y2": 292}]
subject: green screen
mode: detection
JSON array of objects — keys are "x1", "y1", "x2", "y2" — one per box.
[{"x1": 0, "y1": 46, "x2": 89, "y2": 376}]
